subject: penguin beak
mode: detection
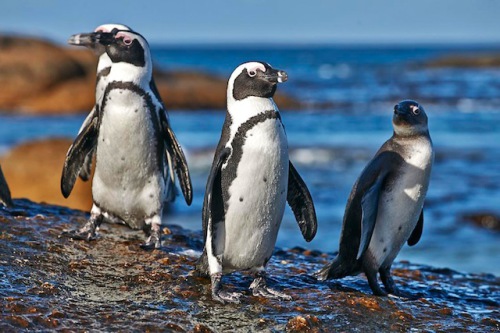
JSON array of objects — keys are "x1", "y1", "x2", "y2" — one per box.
[
  {"x1": 68, "y1": 33, "x2": 98, "y2": 47},
  {"x1": 68, "y1": 32, "x2": 115, "y2": 47},
  {"x1": 263, "y1": 69, "x2": 288, "y2": 83}
]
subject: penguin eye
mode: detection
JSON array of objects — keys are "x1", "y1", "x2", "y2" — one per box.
[
  {"x1": 122, "y1": 37, "x2": 133, "y2": 46},
  {"x1": 248, "y1": 70, "x2": 257, "y2": 77},
  {"x1": 412, "y1": 107, "x2": 421, "y2": 115}
]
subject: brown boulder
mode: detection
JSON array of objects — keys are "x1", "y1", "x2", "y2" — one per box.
[
  {"x1": 0, "y1": 36, "x2": 92, "y2": 113},
  {"x1": 0, "y1": 138, "x2": 92, "y2": 211}
]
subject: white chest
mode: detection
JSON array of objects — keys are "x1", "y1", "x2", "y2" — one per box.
[
  {"x1": 221, "y1": 118, "x2": 289, "y2": 270},
  {"x1": 367, "y1": 137, "x2": 434, "y2": 267},
  {"x1": 92, "y1": 88, "x2": 165, "y2": 226}
]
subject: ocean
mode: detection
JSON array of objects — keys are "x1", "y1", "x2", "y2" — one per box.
[{"x1": 1, "y1": 45, "x2": 499, "y2": 275}]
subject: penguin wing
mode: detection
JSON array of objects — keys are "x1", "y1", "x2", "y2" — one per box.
[
  {"x1": 159, "y1": 109, "x2": 193, "y2": 206},
  {"x1": 0, "y1": 166, "x2": 13, "y2": 207},
  {"x1": 354, "y1": 150, "x2": 402, "y2": 260},
  {"x1": 202, "y1": 147, "x2": 231, "y2": 246},
  {"x1": 357, "y1": 175, "x2": 385, "y2": 260},
  {"x1": 77, "y1": 108, "x2": 96, "y2": 181},
  {"x1": 287, "y1": 161, "x2": 318, "y2": 242},
  {"x1": 407, "y1": 209, "x2": 424, "y2": 246},
  {"x1": 61, "y1": 113, "x2": 99, "y2": 198}
]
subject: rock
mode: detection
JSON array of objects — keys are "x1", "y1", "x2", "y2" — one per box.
[
  {"x1": 0, "y1": 35, "x2": 301, "y2": 114},
  {"x1": 462, "y1": 212, "x2": 500, "y2": 232},
  {"x1": 0, "y1": 199, "x2": 498, "y2": 332},
  {"x1": 424, "y1": 54, "x2": 500, "y2": 68},
  {"x1": 0, "y1": 138, "x2": 92, "y2": 210}
]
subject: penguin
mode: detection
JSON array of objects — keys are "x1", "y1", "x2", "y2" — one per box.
[
  {"x1": 0, "y1": 165, "x2": 13, "y2": 207},
  {"x1": 196, "y1": 62, "x2": 317, "y2": 303},
  {"x1": 67, "y1": 23, "x2": 133, "y2": 181},
  {"x1": 315, "y1": 100, "x2": 434, "y2": 297},
  {"x1": 61, "y1": 29, "x2": 192, "y2": 249}
]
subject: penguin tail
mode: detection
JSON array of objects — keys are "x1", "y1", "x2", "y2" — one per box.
[{"x1": 314, "y1": 255, "x2": 352, "y2": 281}]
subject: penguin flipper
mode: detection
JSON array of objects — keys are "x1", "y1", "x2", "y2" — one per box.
[
  {"x1": 77, "y1": 108, "x2": 96, "y2": 181},
  {"x1": 202, "y1": 147, "x2": 231, "y2": 242},
  {"x1": 61, "y1": 115, "x2": 99, "y2": 198},
  {"x1": 159, "y1": 110, "x2": 193, "y2": 206},
  {"x1": 0, "y1": 165, "x2": 13, "y2": 207},
  {"x1": 357, "y1": 176, "x2": 384, "y2": 260},
  {"x1": 354, "y1": 150, "x2": 403, "y2": 260},
  {"x1": 287, "y1": 161, "x2": 317, "y2": 242},
  {"x1": 407, "y1": 209, "x2": 424, "y2": 246}
]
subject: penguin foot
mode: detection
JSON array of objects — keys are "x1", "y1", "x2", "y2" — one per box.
[
  {"x1": 62, "y1": 219, "x2": 100, "y2": 241},
  {"x1": 210, "y1": 273, "x2": 241, "y2": 304},
  {"x1": 365, "y1": 270, "x2": 388, "y2": 297},
  {"x1": 140, "y1": 223, "x2": 161, "y2": 250},
  {"x1": 212, "y1": 290, "x2": 242, "y2": 304},
  {"x1": 250, "y1": 275, "x2": 292, "y2": 301},
  {"x1": 140, "y1": 233, "x2": 161, "y2": 250}
]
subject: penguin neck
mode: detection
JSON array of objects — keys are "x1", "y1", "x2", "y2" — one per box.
[
  {"x1": 107, "y1": 62, "x2": 152, "y2": 87},
  {"x1": 97, "y1": 53, "x2": 113, "y2": 73},
  {"x1": 226, "y1": 95, "x2": 279, "y2": 145}
]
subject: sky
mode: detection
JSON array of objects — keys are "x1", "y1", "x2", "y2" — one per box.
[{"x1": 1, "y1": 0, "x2": 499, "y2": 45}]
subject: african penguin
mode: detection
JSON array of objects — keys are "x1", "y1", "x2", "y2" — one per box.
[
  {"x1": 196, "y1": 61, "x2": 317, "y2": 303},
  {"x1": 0, "y1": 165, "x2": 13, "y2": 207},
  {"x1": 315, "y1": 100, "x2": 434, "y2": 297},
  {"x1": 68, "y1": 23, "x2": 133, "y2": 181},
  {"x1": 61, "y1": 29, "x2": 192, "y2": 249}
]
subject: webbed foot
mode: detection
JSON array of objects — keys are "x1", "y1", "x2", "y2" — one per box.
[
  {"x1": 62, "y1": 215, "x2": 103, "y2": 241},
  {"x1": 210, "y1": 273, "x2": 241, "y2": 304},
  {"x1": 250, "y1": 272, "x2": 292, "y2": 301},
  {"x1": 140, "y1": 221, "x2": 161, "y2": 250}
]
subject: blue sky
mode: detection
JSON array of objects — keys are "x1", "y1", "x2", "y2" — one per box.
[{"x1": 1, "y1": 0, "x2": 499, "y2": 45}]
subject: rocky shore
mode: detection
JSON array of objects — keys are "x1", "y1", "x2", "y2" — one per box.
[
  {"x1": 0, "y1": 35, "x2": 299, "y2": 114},
  {"x1": 0, "y1": 200, "x2": 498, "y2": 332}
]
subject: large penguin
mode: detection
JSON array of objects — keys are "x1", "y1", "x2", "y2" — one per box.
[
  {"x1": 316, "y1": 100, "x2": 434, "y2": 296},
  {"x1": 0, "y1": 165, "x2": 13, "y2": 207},
  {"x1": 68, "y1": 23, "x2": 133, "y2": 181},
  {"x1": 196, "y1": 62, "x2": 317, "y2": 303},
  {"x1": 61, "y1": 29, "x2": 192, "y2": 249}
]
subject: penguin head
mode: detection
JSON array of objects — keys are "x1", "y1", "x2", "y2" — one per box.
[
  {"x1": 228, "y1": 62, "x2": 288, "y2": 102},
  {"x1": 97, "y1": 30, "x2": 151, "y2": 69},
  {"x1": 68, "y1": 23, "x2": 132, "y2": 56},
  {"x1": 392, "y1": 100, "x2": 429, "y2": 136}
]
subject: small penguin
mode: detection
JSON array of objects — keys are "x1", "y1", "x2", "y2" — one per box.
[
  {"x1": 0, "y1": 165, "x2": 13, "y2": 207},
  {"x1": 67, "y1": 23, "x2": 133, "y2": 181},
  {"x1": 315, "y1": 100, "x2": 434, "y2": 296},
  {"x1": 61, "y1": 29, "x2": 192, "y2": 249},
  {"x1": 196, "y1": 62, "x2": 317, "y2": 303}
]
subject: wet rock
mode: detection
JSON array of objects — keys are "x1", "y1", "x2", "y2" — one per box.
[
  {"x1": 0, "y1": 199, "x2": 498, "y2": 332},
  {"x1": 0, "y1": 35, "x2": 300, "y2": 114}
]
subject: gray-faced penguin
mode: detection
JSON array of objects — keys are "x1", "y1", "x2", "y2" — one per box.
[
  {"x1": 196, "y1": 62, "x2": 317, "y2": 303},
  {"x1": 61, "y1": 29, "x2": 192, "y2": 249},
  {"x1": 0, "y1": 165, "x2": 13, "y2": 207},
  {"x1": 67, "y1": 23, "x2": 133, "y2": 181},
  {"x1": 315, "y1": 100, "x2": 434, "y2": 296}
]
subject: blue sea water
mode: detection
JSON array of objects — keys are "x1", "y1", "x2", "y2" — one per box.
[{"x1": 1, "y1": 45, "x2": 499, "y2": 275}]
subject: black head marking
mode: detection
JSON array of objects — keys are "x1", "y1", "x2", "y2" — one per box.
[
  {"x1": 99, "y1": 31, "x2": 147, "y2": 67},
  {"x1": 232, "y1": 62, "x2": 287, "y2": 100},
  {"x1": 393, "y1": 99, "x2": 428, "y2": 135}
]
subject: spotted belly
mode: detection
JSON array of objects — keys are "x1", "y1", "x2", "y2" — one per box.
[
  {"x1": 221, "y1": 118, "x2": 289, "y2": 271},
  {"x1": 92, "y1": 88, "x2": 166, "y2": 229}
]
